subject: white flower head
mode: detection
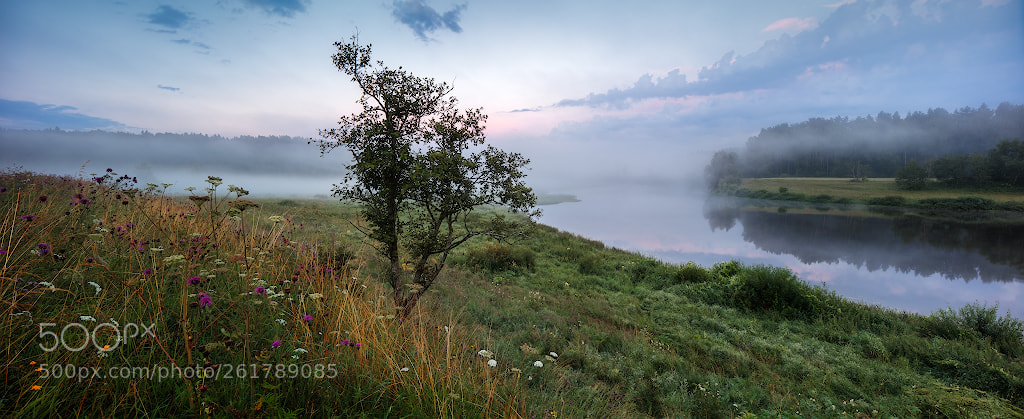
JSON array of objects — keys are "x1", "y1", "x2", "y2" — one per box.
[
  {"x1": 487, "y1": 359, "x2": 497, "y2": 368},
  {"x1": 79, "y1": 315, "x2": 96, "y2": 322},
  {"x1": 533, "y1": 360, "x2": 544, "y2": 368},
  {"x1": 87, "y1": 281, "x2": 102, "y2": 296},
  {"x1": 477, "y1": 349, "x2": 494, "y2": 359},
  {"x1": 400, "y1": 367, "x2": 409, "y2": 372},
  {"x1": 549, "y1": 352, "x2": 558, "y2": 358}
]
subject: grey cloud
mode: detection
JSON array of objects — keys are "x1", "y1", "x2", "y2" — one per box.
[
  {"x1": 146, "y1": 5, "x2": 192, "y2": 31},
  {"x1": 157, "y1": 85, "x2": 180, "y2": 92},
  {"x1": 558, "y1": 0, "x2": 1022, "y2": 108},
  {"x1": 391, "y1": 0, "x2": 466, "y2": 41},
  {"x1": 0, "y1": 99, "x2": 126, "y2": 131},
  {"x1": 243, "y1": 0, "x2": 310, "y2": 18}
]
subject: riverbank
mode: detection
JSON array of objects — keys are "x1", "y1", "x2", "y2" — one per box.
[{"x1": 730, "y1": 177, "x2": 1024, "y2": 213}]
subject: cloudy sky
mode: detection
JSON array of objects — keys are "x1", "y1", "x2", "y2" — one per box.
[{"x1": 1, "y1": 0, "x2": 1023, "y2": 190}]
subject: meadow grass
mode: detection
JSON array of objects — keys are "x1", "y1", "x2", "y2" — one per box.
[
  {"x1": 1, "y1": 169, "x2": 522, "y2": 417},
  {"x1": 4, "y1": 169, "x2": 1024, "y2": 417}
]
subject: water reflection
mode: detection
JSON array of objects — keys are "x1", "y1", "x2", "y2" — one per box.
[
  {"x1": 537, "y1": 184, "x2": 1023, "y2": 318},
  {"x1": 703, "y1": 198, "x2": 1024, "y2": 283}
]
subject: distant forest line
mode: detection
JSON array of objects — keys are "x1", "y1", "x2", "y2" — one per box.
[
  {"x1": 706, "y1": 102, "x2": 1024, "y2": 191},
  {"x1": 0, "y1": 128, "x2": 342, "y2": 177}
]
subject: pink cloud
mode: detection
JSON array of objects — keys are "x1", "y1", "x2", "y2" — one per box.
[
  {"x1": 762, "y1": 17, "x2": 818, "y2": 32},
  {"x1": 825, "y1": 0, "x2": 857, "y2": 7}
]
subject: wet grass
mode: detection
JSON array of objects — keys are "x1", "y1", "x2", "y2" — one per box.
[{"x1": 5, "y1": 168, "x2": 1024, "y2": 417}]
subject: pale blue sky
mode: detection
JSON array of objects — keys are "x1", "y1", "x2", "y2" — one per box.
[{"x1": 1, "y1": 0, "x2": 1022, "y2": 189}]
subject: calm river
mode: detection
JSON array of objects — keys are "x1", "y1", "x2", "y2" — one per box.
[{"x1": 538, "y1": 182, "x2": 1024, "y2": 319}]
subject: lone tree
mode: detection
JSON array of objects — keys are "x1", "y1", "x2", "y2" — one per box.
[{"x1": 315, "y1": 37, "x2": 538, "y2": 319}]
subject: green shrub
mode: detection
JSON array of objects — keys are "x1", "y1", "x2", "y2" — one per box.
[
  {"x1": 778, "y1": 186, "x2": 789, "y2": 193},
  {"x1": 809, "y1": 194, "x2": 833, "y2": 203},
  {"x1": 866, "y1": 196, "x2": 907, "y2": 206},
  {"x1": 833, "y1": 197, "x2": 854, "y2": 205},
  {"x1": 927, "y1": 303, "x2": 1024, "y2": 357},
  {"x1": 465, "y1": 243, "x2": 536, "y2": 272},
  {"x1": 711, "y1": 260, "x2": 741, "y2": 280},
  {"x1": 728, "y1": 265, "x2": 817, "y2": 318},
  {"x1": 915, "y1": 197, "x2": 996, "y2": 211},
  {"x1": 676, "y1": 262, "x2": 710, "y2": 283}
]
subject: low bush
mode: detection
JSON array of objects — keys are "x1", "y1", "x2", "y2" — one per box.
[
  {"x1": 728, "y1": 264, "x2": 818, "y2": 319},
  {"x1": 464, "y1": 242, "x2": 536, "y2": 272},
  {"x1": 710, "y1": 260, "x2": 741, "y2": 280},
  {"x1": 915, "y1": 197, "x2": 996, "y2": 212},
  {"x1": 866, "y1": 196, "x2": 907, "y2": 206},
  {"x1": 676, "y1": 262, "x2": 711, "y2": 283},
  {"x1": 927, "y1": 303, "x2": 1024, "y2": 357}
]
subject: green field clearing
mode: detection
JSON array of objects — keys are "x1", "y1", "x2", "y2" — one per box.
[{"x1": 743, "y1": 177, "x2": 1024, "y2": 203}]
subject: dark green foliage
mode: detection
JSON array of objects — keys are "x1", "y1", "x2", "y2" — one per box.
[
  {"x1": 895, "y1": 160, "x2": 928, "y2": 190},
  {"x1": 833, "y1": 197, "x2": 854, "y2": 204},
  {"x1": 464, "y1": 243, "x2": 535, "y2": 272},
  {"x1": 626, "y1": 258, "x2": 677, "y2": 289},
  {"x1": 927, "y1": 303, "x2": 1024, "y2": 357},
  {"x1": 676, "y1": 262, "x2": 710, "y2": 283},
  {"x1": 728, "y1": 264, "x2": 818, "y2": 318},
  {"x1": 778, "y1": 186, "x2": 788, "y2": 193},
  {"x1": 809, "y1": 194, "x2": 833, "y2": 203},
  {"x1": 711, "y1": 260, "x2": 741, "y2": 279},
  {"x1": 915, "y1": 197, "x2": 996, "y2": 211},
  {"x1": 865, "y1": 196, "x2": 906, "y2": 206}
]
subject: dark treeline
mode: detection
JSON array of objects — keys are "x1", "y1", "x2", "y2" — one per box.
[
  {"x1": 0, "y1": 128, "x2": 342, "y2": 176},
  {"x1": 709, "y1": 103, "x2": 1024, "y2": 187}
]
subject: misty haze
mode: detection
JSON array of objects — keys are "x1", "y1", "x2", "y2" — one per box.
[{"x1": 3, "y1": 0, "x2": 1024, "y2": 417}]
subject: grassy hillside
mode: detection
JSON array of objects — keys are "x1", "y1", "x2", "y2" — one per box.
[{"x1": 4, "y1": 169, "x2": 1024, "y2": 417}]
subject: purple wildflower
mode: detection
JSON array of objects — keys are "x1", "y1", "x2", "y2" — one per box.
[
  {"x1": 188, "y1": 276, "x2": 201, "y2": 285},
  {"x1": 254, "y1": 286, "x2": 266, "y2": 295},
  {"x1": 341, "y1": 339, "x2": 349, "y2": 346},
  {"x1": 20, "y1": 215, "x2": 38, "y2": 221},
  {"x1": 37, "y1": 243, "x2": 51, "y2": 256},
  {"x1": 86, "y1": 257, "x2": 94, "y2": 263},
  {"x1": 303, "y1": 314, "x2": 313, "y2": 322},
  {"x1": 142, "y1": 269, "x2": 154, "y2": 276},
  {"x1": 198, "y1": 292, "x2": 212, "y2": 307},
  {"x1": 272, "y1": 340, "x2": 282, "y2": 348}
]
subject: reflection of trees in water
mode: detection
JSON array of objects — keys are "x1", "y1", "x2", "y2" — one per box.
[{"x1": 703, "y1": 199, "x2": 1024, "y2": 283}]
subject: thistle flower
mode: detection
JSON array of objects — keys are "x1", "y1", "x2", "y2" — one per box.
[
  {"x1": 187, "y1": 276, "x2": 202, "y2": 285},
  {"x1": 254, "y1": 286, "x2": 266, "y2": 295},
  {"x1": 272, "y1": 340, "x2": 282, "y2": 348},
  {"x1": 198, "y1": 292, "x2": 212, "y2": 307},
  {"x1": 37, "y1": 243, "x2": 51, "y2": 256},
  {"x1": 21, "y1": 215, "x2": 38, "y2": 221},
  {"x1": 303, "y1": 314, "x2": 313, "y2": 322}
]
